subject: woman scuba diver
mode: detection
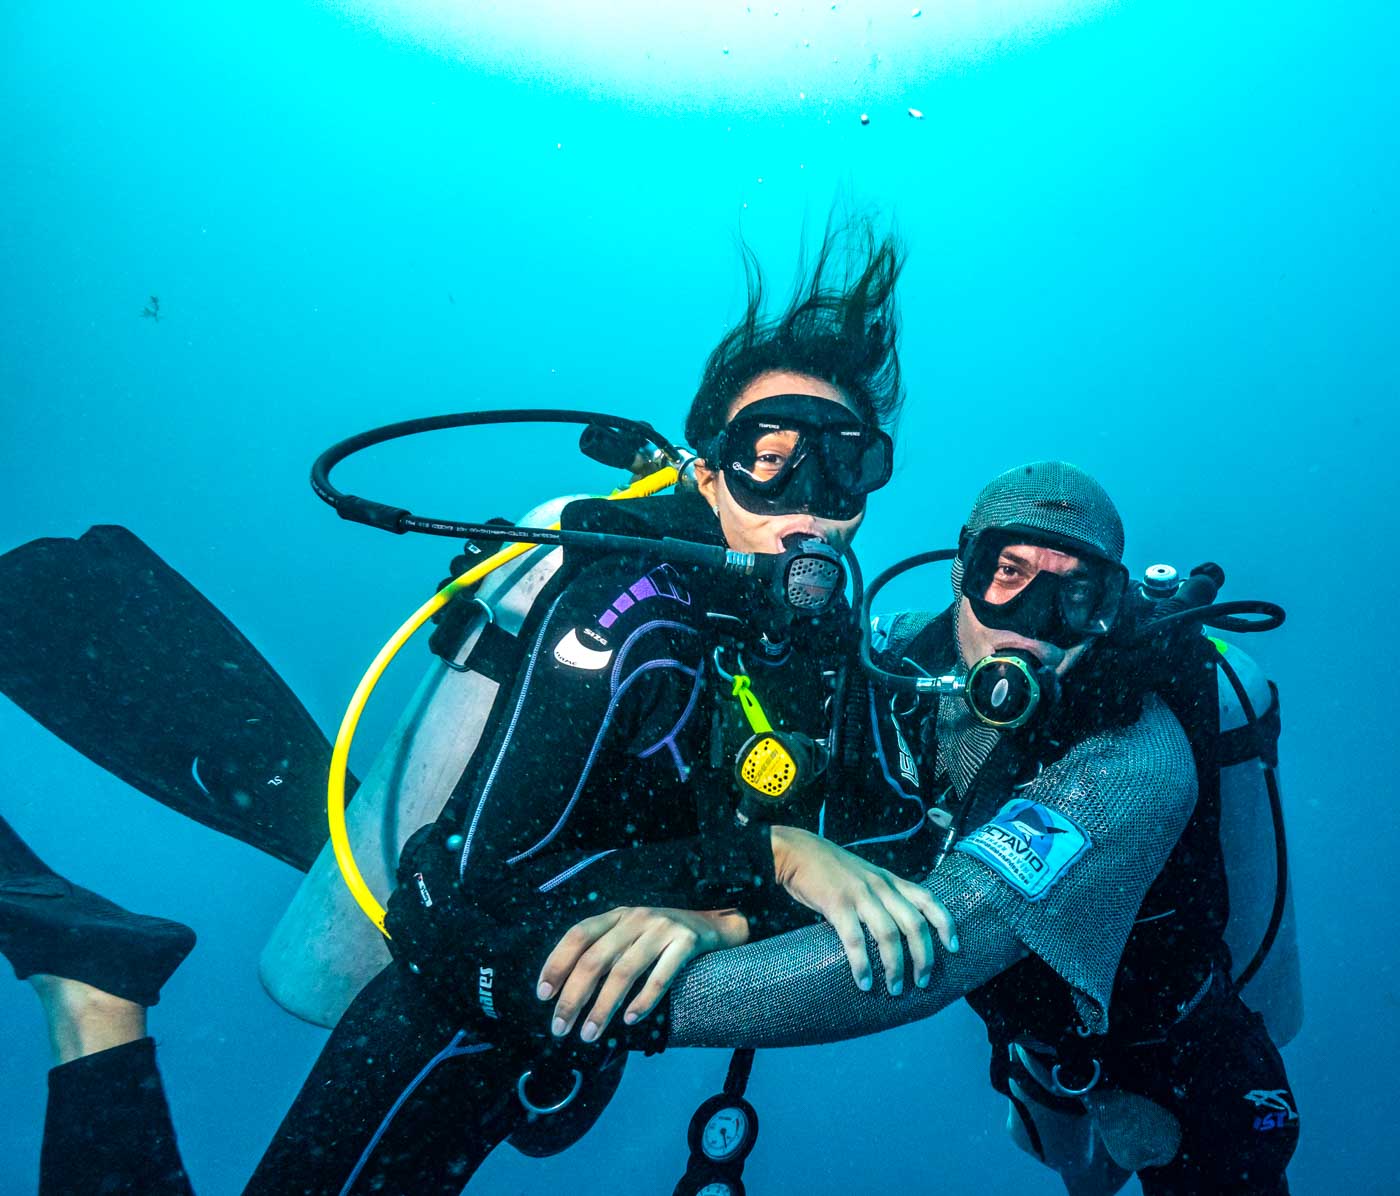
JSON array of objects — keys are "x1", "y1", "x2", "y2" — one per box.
[{"x1": 1, "y1": 211, "x2": 956, "y2": 1195}]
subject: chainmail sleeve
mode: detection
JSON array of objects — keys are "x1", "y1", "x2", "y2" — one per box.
[
  {"x1": 668, "y1": 880, "x2": 1026, "y2": 1048},
  {"x1": 667, "y1": 694, "x2": 1196, "y2": 1048}
]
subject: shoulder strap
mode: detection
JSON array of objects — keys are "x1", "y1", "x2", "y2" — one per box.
[
  {"x1": 1217, "y1": 681, "x2": 1281, "y2": 767},
  {"x1": 871, "y1": 607, "x2": 952, "y2": 672}
]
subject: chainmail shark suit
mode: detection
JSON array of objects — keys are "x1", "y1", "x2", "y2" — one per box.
[{"x1": 662, "y1": 463, "x2": 1299, "y2": 1196}]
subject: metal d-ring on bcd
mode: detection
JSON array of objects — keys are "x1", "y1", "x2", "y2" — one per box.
[
  {"x1": 1050, "y1": 1058, "x2": 1102, "y2": 1098},
  {"x1": 517, "y1": 1067, "x2": 584, "y2": 1116}
]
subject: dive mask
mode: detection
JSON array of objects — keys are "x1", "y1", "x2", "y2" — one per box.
[
  {"x1": 961, "y1": 526, "x2": 1128, "y2": 650},
  {"x1": 706, "y1": 394, "x2": 893, "y2": 521}
]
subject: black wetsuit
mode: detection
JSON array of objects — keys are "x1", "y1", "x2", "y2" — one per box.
[{"x1": 37, "y1": 491, "x2": 936, "y2": 1195}]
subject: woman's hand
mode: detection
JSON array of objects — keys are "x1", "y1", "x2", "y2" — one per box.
[
  {"x1": 537, "y1": 907, "x2": 751, "y2": 1043},
  {"x1": 769, "y1": 825, "x2": 957, "y2": 995}
]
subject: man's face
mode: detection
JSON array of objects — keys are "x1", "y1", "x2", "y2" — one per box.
[{"x1": 956, "y1": 543, "x2": 1093, "y2": 676}]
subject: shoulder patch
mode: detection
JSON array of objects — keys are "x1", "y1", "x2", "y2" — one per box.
[
  {"x1": 954, "y1": 798, "x2": 1090, "y2": 901},
  {"x1": 554, "y1": 628, "x2": 614, "y2": 670}
]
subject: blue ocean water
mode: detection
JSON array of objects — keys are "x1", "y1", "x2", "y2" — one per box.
[{"x1": 1, "y1": 0, "x2": 1395, "y2": 1191}]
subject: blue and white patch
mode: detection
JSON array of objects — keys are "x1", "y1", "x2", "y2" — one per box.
[{"x1": 955, "y1": 799, "x2": 1089, "y2": 901}]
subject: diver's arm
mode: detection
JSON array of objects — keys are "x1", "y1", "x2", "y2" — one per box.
[{"x1": 665, "y1": 867, "x2": 1025, "y2": 1048}]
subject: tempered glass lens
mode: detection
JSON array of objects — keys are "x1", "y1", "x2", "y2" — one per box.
[
  {"x1": 969, "y1": 535, "x2": 1123, "y2": 633},
  {"x1": 822, "y1": 429, "x2": 891, "y2": 492},
  {"x1": 730, "y1": 426, "x2": 803, "y2": 487},
  {"x1": 975, "y1": 543, "x2": 1068, "y2": 605},
  {"x1": 1066, "y1": 570, "x2": 1124, "y2": 635}
]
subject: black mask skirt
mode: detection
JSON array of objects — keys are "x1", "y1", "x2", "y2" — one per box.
[
  {"x1": 960, "y1": 525, "x2": 1128, "y2": 649},
  {"x1": 706, "y1": 394, "x2": 893, "y2": 521}
]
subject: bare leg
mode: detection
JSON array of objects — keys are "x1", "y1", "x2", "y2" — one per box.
[{"x1": 29, "y1": 973, "x2": 148, "y2": 1064}]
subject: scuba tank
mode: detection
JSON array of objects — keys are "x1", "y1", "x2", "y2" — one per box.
[
  {"x1": 1213, "y1": 639, "x2": 1302, "y2": 1045},
  {"x1": 1139, "y1": 562, "x2": 1302, "y2": 1045},
  {"x1": 259, "y1": 495, "x2": 584, "y2": 1028}
]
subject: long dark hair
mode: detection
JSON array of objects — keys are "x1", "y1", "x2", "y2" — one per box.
[{"x1": 684, "y1": 210, "x2": 907, "y2": 452}]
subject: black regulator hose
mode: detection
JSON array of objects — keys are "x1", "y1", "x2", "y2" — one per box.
[
  {"x1": 857, "y1": 549, "x2": 960, "y2": 691},
  {"x1": 311, "y1": 408, "x2": 683, "y2": 538}
]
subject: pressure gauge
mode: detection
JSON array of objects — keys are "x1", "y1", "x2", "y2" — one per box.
[{"x1": 688, "y1": 1093, "x2": 759, "y2": 1165}]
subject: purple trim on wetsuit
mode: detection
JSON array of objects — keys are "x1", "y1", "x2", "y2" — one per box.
[
  {"x1": 537, "y1": 849, "x2": 621, "y2": 893},
  {"x1": 609, "y1": 618, "x2": 697, "y2": 692},
  {"x1": 339, "y1": 1031, "x2": 492, "y2": 1196},
  {"x1": 506, "y1": 659, "x2": 699, "y2": 865},
  {"x1": 592, "y1": 563, "x2": 693, "y2": 632},
  {"x1": 638, "y1": 664, "x2": 706, "y2": 782}
]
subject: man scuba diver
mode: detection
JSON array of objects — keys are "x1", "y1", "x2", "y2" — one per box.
[
  {"x1": 518, "y1": 460, "x2": 1300, "y2": 1195},
  {"x1": 1, "y1": 213, "x2": 962, "y2": 1195}
]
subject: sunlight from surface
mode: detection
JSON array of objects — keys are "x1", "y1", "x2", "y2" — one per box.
[{"x1": 331, "y1": 0, "x2": 1116, "y2": 112}]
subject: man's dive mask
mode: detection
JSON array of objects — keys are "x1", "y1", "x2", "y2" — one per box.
[
  {"x1": 961, "y1": 526, "x2": 1128, "y2": 650},
  {"x1": 705, "y1": 394, "x2": 894, "y2": 521}
]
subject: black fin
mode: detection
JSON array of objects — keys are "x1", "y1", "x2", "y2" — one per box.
[
  {"x1": 0, "y1": 526, "x2": 356, "y2": 871},
  {"x1": 0, "y1": 814, "x2": 195, "y2": 1005}
]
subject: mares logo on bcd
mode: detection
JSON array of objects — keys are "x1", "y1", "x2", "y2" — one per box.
[
  {"x1": 955, "y1": 798, "x2": 1089, "y2": 901},
  {"x1": 477, "y1": 965, "x2": 499, "y2": 1019}
]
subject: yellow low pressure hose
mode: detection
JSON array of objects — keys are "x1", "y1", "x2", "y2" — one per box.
[{"x1": 328, "y1": 466, "x2": 680, "y2": 935}]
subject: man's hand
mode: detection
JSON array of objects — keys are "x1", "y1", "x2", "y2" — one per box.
[
  {"x1": 537, "y1": 907, "x2": 751, "y2": 1043},
  {"x1": 770, "y1": 825, "x2": 958, "y2": 995}
]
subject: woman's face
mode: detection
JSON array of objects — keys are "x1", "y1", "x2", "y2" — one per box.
[{"x1": 694, "y1": 371, "x2": 867, "y2": 556}]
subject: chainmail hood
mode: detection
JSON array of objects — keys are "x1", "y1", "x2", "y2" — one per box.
[{"x1": 960, "y1": 460, "x2": 1125, "y2": 565}]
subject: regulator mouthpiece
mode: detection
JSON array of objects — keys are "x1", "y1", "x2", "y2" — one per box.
[
  {"x1": 766, "y1": 534, "x2": 845, "y2": 616},
  {"x1": 964, "y1": 650, "x2": 1052, "y2": 729}
]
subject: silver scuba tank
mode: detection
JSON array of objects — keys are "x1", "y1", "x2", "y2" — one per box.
[
  {"x1": 1214, "y1": 640, "x2": 1303, "y2": 1045},
  {"x1": 258, "y1": 497, "x2": 584, "y2": 1028}
]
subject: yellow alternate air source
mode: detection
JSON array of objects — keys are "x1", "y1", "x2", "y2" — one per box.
[
  {"x1": 730, "y1": 672, "x2": 797, "y2": 800},
  {"x1": 739, "y1": 735, "x2": 798, "y2": 798},
  {"x1": 328, "y1": 465, "x2": 680, "y2": 936}
]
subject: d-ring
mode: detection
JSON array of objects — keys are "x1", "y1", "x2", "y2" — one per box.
[
  {"x1": 1050, "y1": 1058, "x2": 1101, "y2": 1097},
  {"x1": 517, "y1": 1068, "x2": 583, "y2": 1115}
]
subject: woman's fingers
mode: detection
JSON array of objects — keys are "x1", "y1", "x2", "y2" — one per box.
[
  {"x1": 621, "y1": 935, "x2": 697, "y2": 1027},
  {"x1": 874, "y1": 878, "x2": 936, "y2": 986},
  {"x1": 900, "y1": 882, "x2": 959, "y2": 954},
  {"x1": 855, "y1": 892, "x2": 904, "y2": 995},
  {"x1": 576, "y1": 931, "x2": 670, "y2": 1043},
  {"x1": 827, "y1": 905, "x2": 874, "y2": 992},
  {"x1": 538, "y1": 908, "x2": 623, "y2": 1001},
  {"x1": 548, "y1": 922, "x2": 637, "y2": 1036}
]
